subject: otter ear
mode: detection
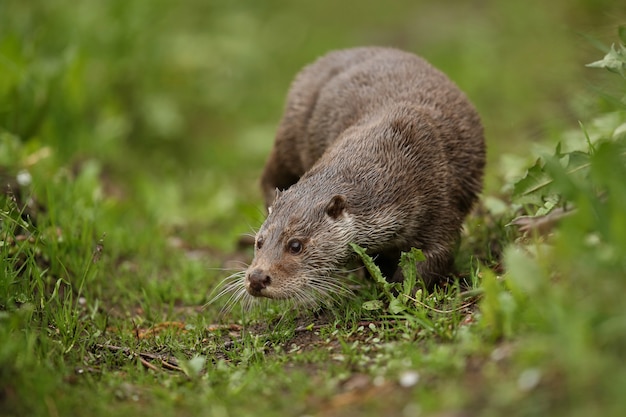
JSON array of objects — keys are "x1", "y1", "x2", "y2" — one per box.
[
  {"x1": 266, "y1": 188, "x2": 283, "y2": 213},
  {"x1": 325, "y1": 195, "x2": 347, "y2": 219},
  {"x1": 271, "y1": 188, "x2": 283, "y2": 205}
]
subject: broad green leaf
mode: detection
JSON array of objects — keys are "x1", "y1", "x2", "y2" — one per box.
[
  {"x1": 562, "y1": 151, "x2": 591, "y2": 182},
  {"x1": 389, "y1": 298, "x2": 407, "y2": 314},
  {"x1": 512, "y1": 158, "x2": 553, "y2": 207},
  {"x1": 512, "y1": 148, "x2": 592, "y2": 212}
]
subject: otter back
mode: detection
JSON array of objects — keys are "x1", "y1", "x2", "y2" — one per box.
[{"x1": 245, "y1": 46, "x2": 485, "y2": 302}]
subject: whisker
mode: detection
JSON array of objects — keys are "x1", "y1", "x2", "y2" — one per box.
[
  {"x1": 241, "y1": 294, "x2": 260, "y2": 312},
  {"x1": 217, "y1": 286, "x2": 252, "y2": 317},
  {"x1": 247, "y1": 223, "x2": 261, "y2": 237},
  {"x1": 205, "y1": 271, "x2": 246, "y2": 307},
  {"x1": 219, "y1": 260, "x2": 251, "y2": 270},
  {"x1": 304, "y1": 270, "x2": 354, "y2": 307},
  {"x1": 343, "y1": 264, "x2": 367, "y2": 274},
  {"x1": 205, "y1": 263, "x2": 249, "y2": 272}
]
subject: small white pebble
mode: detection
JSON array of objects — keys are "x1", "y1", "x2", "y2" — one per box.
[
  {"x1": 398, "y1": 370, "x2": 420, "y2": 388},
  {"x1": 518, "y1": 368, "x2": 541, "y2": 391},
  {"x1": 16, "y1": 170, "x2": 32, "y2": 186}
]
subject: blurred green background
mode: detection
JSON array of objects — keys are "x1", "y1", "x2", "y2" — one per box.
[{"x1": 3, "y1": 0, "x2": 622, "y2": 178}]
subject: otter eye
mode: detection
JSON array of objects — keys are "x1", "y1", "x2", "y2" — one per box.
[
  {"x1": 256, "y1": 237, "x2": 264, "y2": 250},
  {"x1": 287, "y1": 238, "x2": 303, "y2": 255}
]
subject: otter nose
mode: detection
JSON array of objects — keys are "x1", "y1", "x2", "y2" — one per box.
[{"x1": 247, "y1": 269, "x2": 271, "y2": 293}]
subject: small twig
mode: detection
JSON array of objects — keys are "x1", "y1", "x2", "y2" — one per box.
[
  {"x1": 509, "y1": 207, "x2": 575, "y2": 236},
  {"x1": 95, "y1": 343, "x2": 181, "y2": 372},
  {"x1": 139, "y1": 357, "x2": 159, "y2": 371},
  {"x1": 160, "y1": 359, "x2": 183, "y2": 372}
]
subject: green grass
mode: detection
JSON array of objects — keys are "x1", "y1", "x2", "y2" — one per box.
[{"x1": 2, "y1": 1, "x2": 626, "y2": 416}]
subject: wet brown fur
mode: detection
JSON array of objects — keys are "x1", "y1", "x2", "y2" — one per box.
[{"x1": 246, "y1": 47, "x2": 485, "y2": 301}]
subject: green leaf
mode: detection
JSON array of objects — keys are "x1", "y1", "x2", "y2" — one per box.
[
  {"x1": 362, "y1": 300, "x2": 384, "y2": 311},
  {"x1": 399, "y1": 247, "x2": 425, "y2": 292},
  {"x1": 479, "y1": 268, "x2": 518, "y2": 341},
  {"x1": 578, "y1": 121, "x2": 595, "y2": 154},
  {"x1": 534, "y1": 194, "x2": 559, "y2": 217},
  {"x1": 389, "y1": 298, "x2": 407, "y2": 314},
  {"x1": 179, "y1": 355, "x2": 206, "y2": 379},
  {"x1": 512, "y1": 158, "x2": 553, "y2": 206},
  {"x1": 350, "y1": 243, "x2": 385, "y2": 284},
  {"x1": 351, "y1": 242, "x2": 398, "y2": 303},
  {"x1": 504, "y1": 246, "x2": 545, "y2": 296},
  {"x1": 586, "y1": 43, "x2": 626, "y2": 77},
  {"x1": 562, "y1": 151, "x2": 591, "y2": 180},
  {"x1": 512, "y1": 147, "x2": 592, "y2": 212}
]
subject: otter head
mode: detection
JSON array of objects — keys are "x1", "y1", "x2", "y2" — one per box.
[{"x1": 245, "y1": 188, "x2": 354, "y2": 304}]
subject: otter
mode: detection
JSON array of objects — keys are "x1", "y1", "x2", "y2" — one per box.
[{"x1": 243, "y1": 47, "x2": 485, "y2": 304}]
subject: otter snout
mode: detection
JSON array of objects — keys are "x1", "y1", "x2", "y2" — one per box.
[{"x1": 246, "y1": 268, "x2": 271, "y2": 296}]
